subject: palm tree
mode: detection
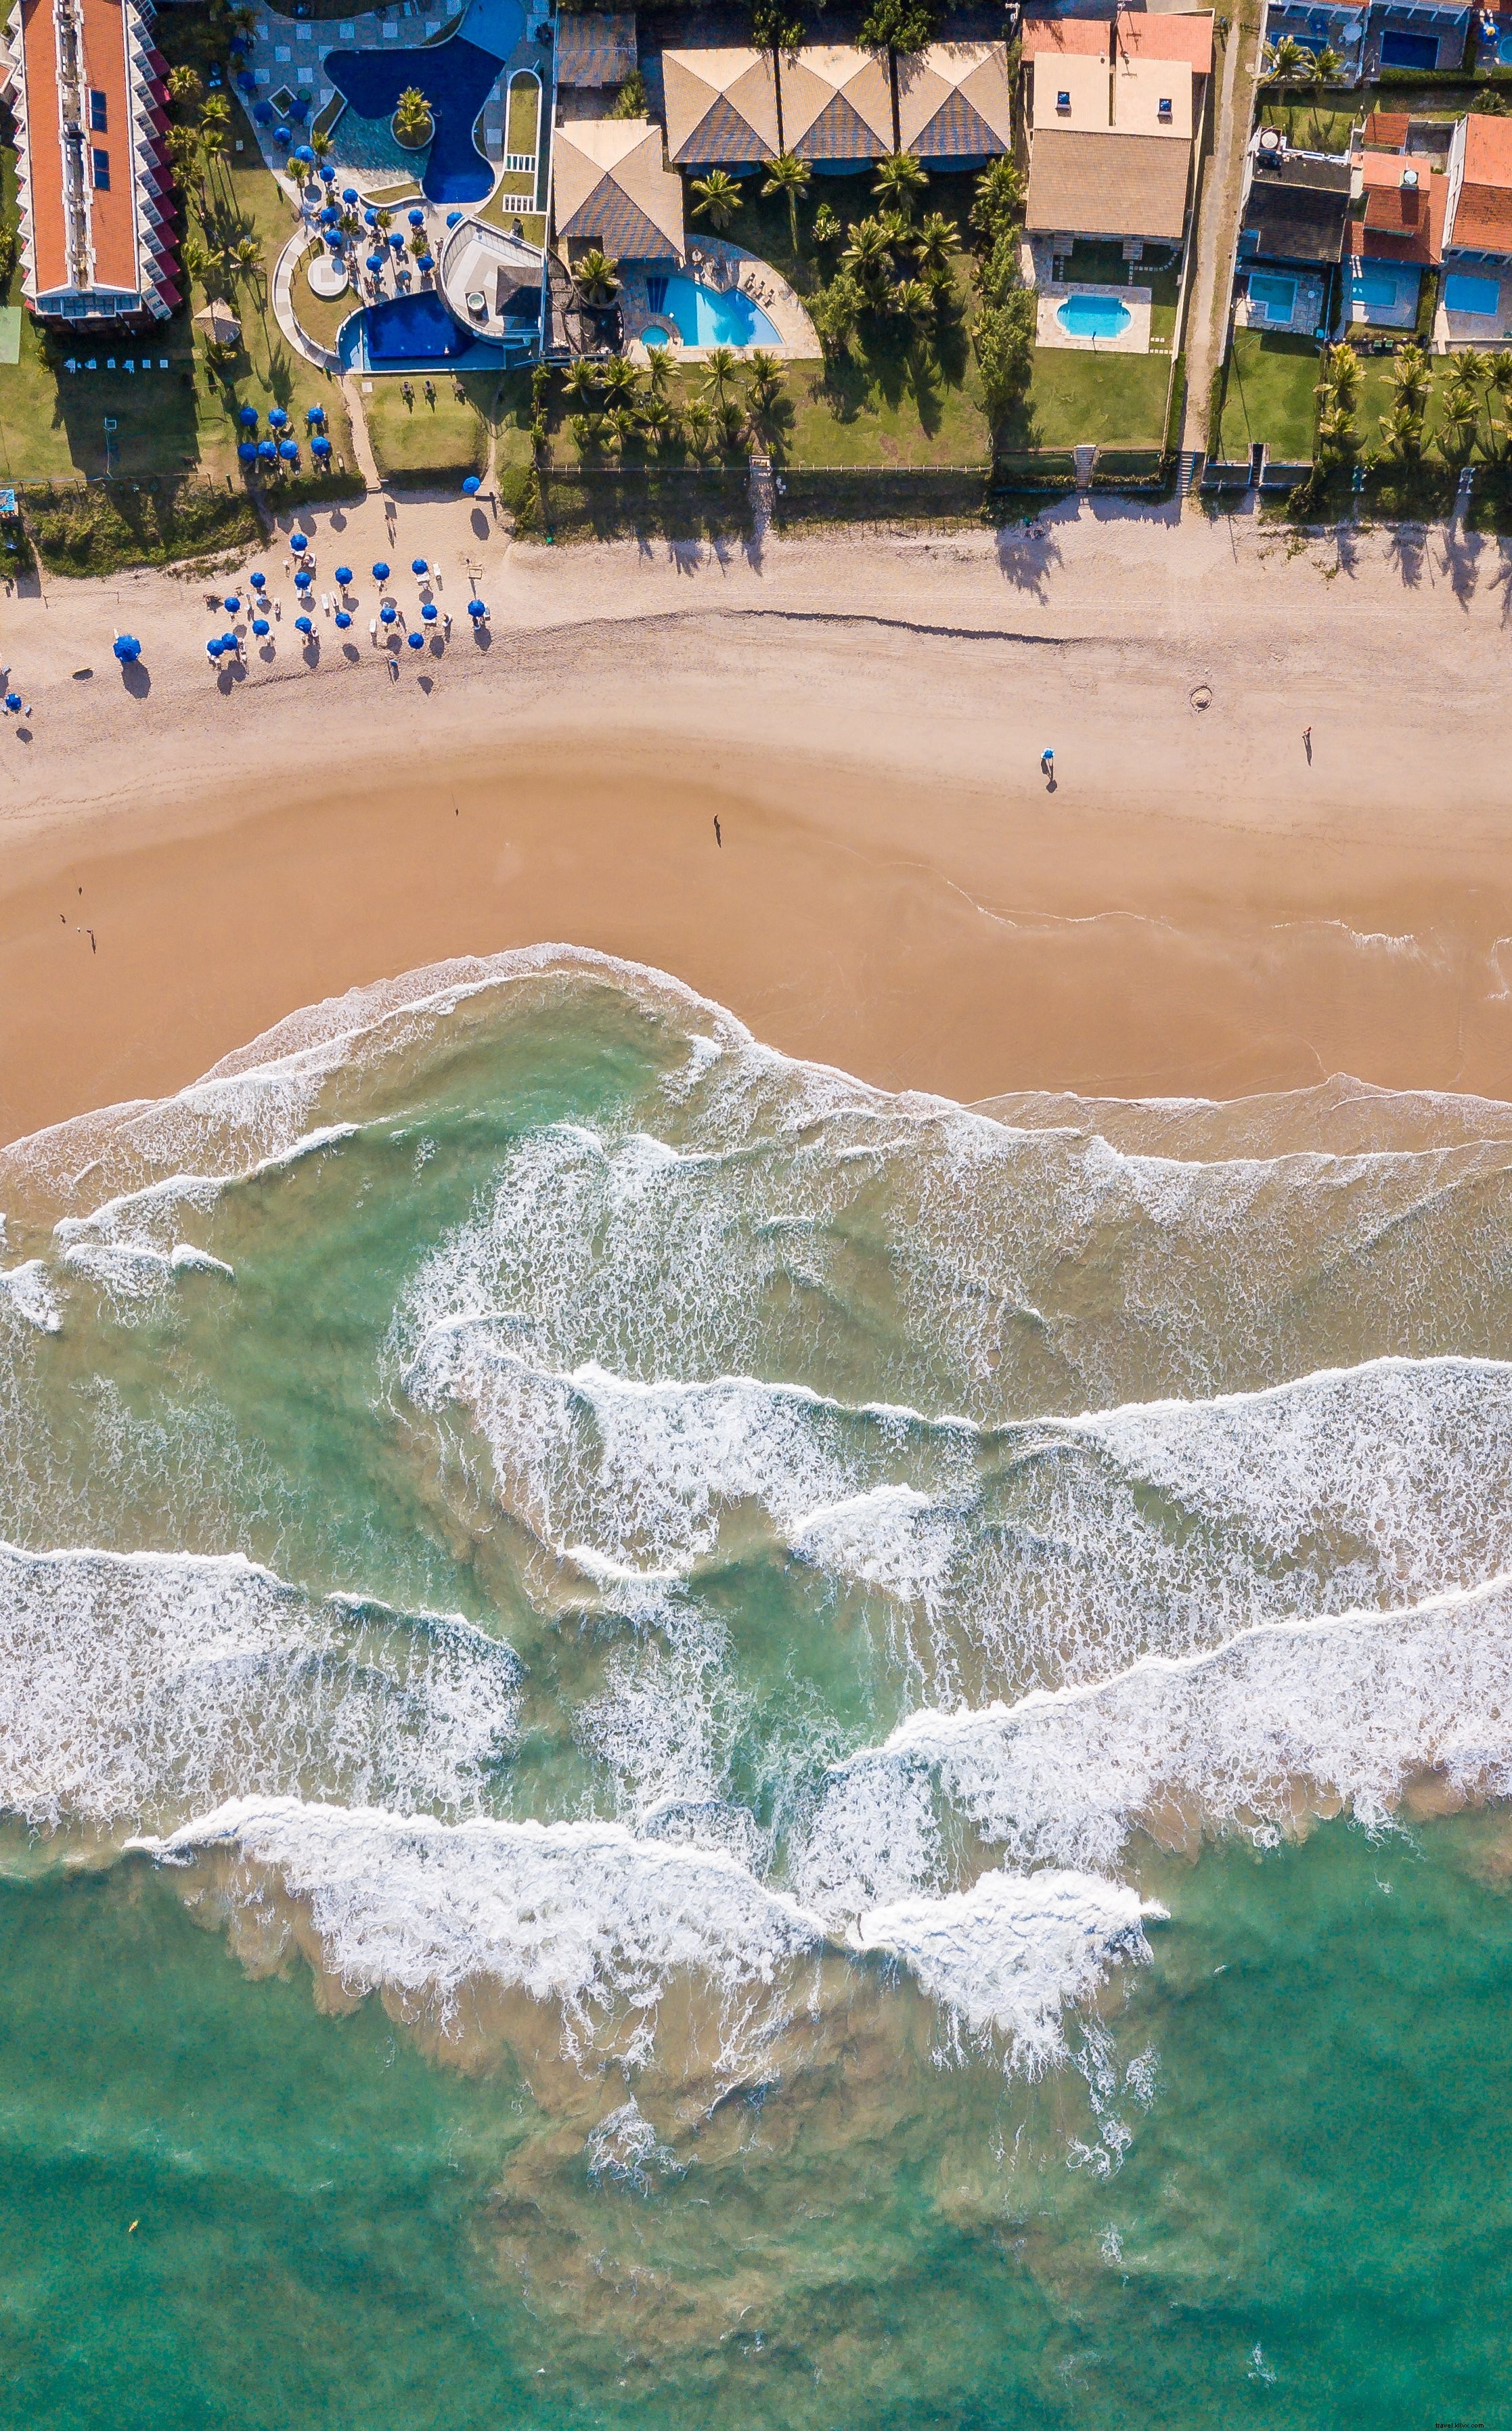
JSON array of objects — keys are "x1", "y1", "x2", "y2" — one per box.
[
  {"x1": 702, "y1": 344, "x2": 739, "y2": 404},
  {"x1": 200, "y1": 93, "x2": 231, "y2": 133},
  {"x1": 311, "y1": 129, "x2": 334, "y2": 164},
  {"x1": 761, "y1": 151, "x2": 811, "y2": 252},
  {"x1": 394, "y1": 87, "x2": 433, "y2": 146},
  {"x1": 1264, "y1": 35, "x2": 1309, "y2": 76},
  {"x1": 685, "y1": 397, "x2": 714, "y2": 451},
  {"x1": 1316, "y1": 398, "x2": 1356, "y2": 466},
  {"x1": 747, "y1": 348, "x2": 784, "y2": 401},
  {"x1": 873, "y1": 152, "x2": 927, "y2": 219},
  {"x1": 842, "y1": 215, "x2": 895, "y2": 304},
  {"x1": 640, "y1": 393, "x2": 674, "y2": 441},
  {"x1": 813, "y1": 201, "x2": 842, "y2": 249},
  {"x1": 717, "y1": 396, "x2": 748, "y2": 449},
  {"x1": 644, "y1": 344, "x2": 674, "y2": 399},
  {"x1": 181, "y1": 233, "x2": 213, "y2": 292},
  {"x1": 1392, "y1": 341, "x2": 1431, "y2": 412},
  {"x1": 811, "y1": 267, "x2": 863, "y2": 359},
  {"x1": 1314, "y1": 341, "x2": 1360, "y2": 407},
  {"x1": 166, "y1": 64, "x2": 202, "y2": 110},
  {"x1": 690, "y1": 169, "x2": 744, "y2": 231},
  {"x1": 408, "y1": 231, "x2": 429, "y2": 261},
  {"x1": 605, "y1": 403, "x2": 637, "y2": 448},
  {"x1": 600, "y1": 351, "x2": 642, "y2": 404},
  {"x1": 1439, "y1": 385, "x2": 1480, "y2": 460},
  {"x1": 1378, "y1": 397, "x2": 1425, "y2": 462},
  {"x1": 573, "y1": 248, "x2": 621, "y2": 306},
  {"x1": 1448, "y1": 347, "x2": 1487, "y2": 392},
  {"x1": 913, "y1": 211, "x2": 956, "y2": 276},
  {"x1": 1310, "y1": 43, "x2": 1343, "y2": 83},
  {"x1": 232, "y1": 235, "x2": 261, "y2": 284},
  {"x1": 375, "y1": 208, "x2": 394, "y2": 237},
  {"x1": 566, "y1": 411, "x2": 594, "y2": 452},
  {"x1": 895, "y1": 275, "x2": 936, "y2": 336},
  {"x1": 562, "y1": 355, "x2": 600, "y2": 407},
  {"x1": 1484, "y1": 348, "x2": 1512, "y2": 414}
]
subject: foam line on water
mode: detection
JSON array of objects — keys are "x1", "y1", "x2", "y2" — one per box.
[
  {"x1": 0, "y1": 1544, "x2": 520, "y2": 1833},
  {"x1": 0, "y1": 1261, "x2": 61, "y2": 1334}
]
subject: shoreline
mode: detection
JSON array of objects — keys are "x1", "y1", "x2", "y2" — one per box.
[{"x1": 4, "y1": 498, "x2": 1512, "y2": 1142}]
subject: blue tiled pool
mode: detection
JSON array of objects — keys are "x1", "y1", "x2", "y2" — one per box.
[
  {"x1": 343, "y1": 289, "x2": 508, "y2": 368},
  {"x1": 1055, "y1": 291, "x2": 1132, "y2": 338},
  {"x1": 322, "y1": 16, "x2": 522, "y2": 203},
  {"x1": 1444, "y1": 271, "x2": 1501, "y2": 317},
  {"x1": 642, "y1": 273, "x2": 780, "y2": 348},
  {"x1": 1350, "y1": 261, "x2": 1420, "y2": 317},
  {"x1": 1248, "y1": 271, "x2": 1297, "y2": 324}
]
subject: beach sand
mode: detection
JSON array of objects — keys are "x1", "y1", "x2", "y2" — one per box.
[{"x1": 3, "y1": 491, "x2": 1512, "y2": 1144}]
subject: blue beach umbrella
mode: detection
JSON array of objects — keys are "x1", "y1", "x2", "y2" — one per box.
[
  {"x1": 420, "y1": 600, "x2": 437, "y2": 623},
  {"x1": 238, "y1": 441, "x2": 259, "y2": 464},
  {"x1": 334, "y1": 565, "x2": 353, "y2": 586},
  {"x1": 365, "y1": 252, "x2": 385, "y2": 273},
  {"x1": 268, "y1": 407, "x2": 288, "y2": 429},
  {"x1": 257, "y1": 438, "x2": 277, "y2": 461},
  {"x1": 320, "y1": 205, "x2": 340, "y2": 226},
  {"x1": 295, "y1": 615, "x2": 314, "y2": 634},
  {"x1": 311, "y1": 436, "x2": 332, "y2": 459},
  {"x1": 388, "y1": 232, "x2": 404, "y2": 253},
  {"x1": 238, "y1": 70, "x2": 256, "y2": 93},
  {"x1": 254, "y1": 102, "x2": 273, "y2": 125},
  {"x1": 291, "y1": 531, "x2": 311, "y2": 548},
  {"x1": 112, "y1": 635, "x2": 141, "y2": 663},
  {"x1": 238, "y1": 403, "x2": 258, "y2": 427},
  {"x1": 223, "y1": 594, "x2": 241, "y2": 612},
  {"x1": 407, "y1": 629, "x2": 424, "y2": 650},
  {"x1": 305, "y1": 407, "x2": 325, "y2": 426},
  {"x1": 407, "y1": 208, "x2": 425, "y2": 227},
  {"x1": 467, "y1": 598, "x2": 487, "y2": 619},
  {"x1": 328, "y1": 235, "x2": 345, "y2": 255},
  {"x1": 252, "y1": 616, "x2": 270, "y2": 635},
  {"x1": 445, "y1": 209, "x2": 463, "y2": 227},
  {"x1": 462, "y1": 475, "x2": 480, "y2": 495},
  {"x1": 206, "y1": 639, "x2": 225, "y2": 659},
  {"x1": 292, "y1": 143, "x2": 316, "y2": 166},
  {"x1": 342, "y1": 187, "x2": 360, "y2": 205},
  {"x1": 319, "y1": 163, "x2": 336, "y2": 184},
  {"x1": 294, "y1": 568, "x2": 313, "y2": 589},
  {"x1": 275, "y1": 124, "x2": 291, "y2": 146},
  {"x1": 417, "y1": 252, "x2": 435, "y2": 272},
  {"x1": 288, "y1": 95, "x2": 309, "y2": 118},
  {"x1": 372, "y1": 560, "x2": 390, "y2": 581},
  {"x1": 249, "y1": 571, "x2": 266, "y2": 590},
  {"x1": 279, "y1": 440, "x2": 299, "y2": 462},
  {"x1": 411, "y1": 557, "x2": 427, "y2": 575},
  {"x1": 380, "y1": 602, "x2": 397, "y2": 623},
  {"x1": 334, "y1": 610, "x2": 353, "y2": 629},
  {"x1": 219, "y1": 632, "x2": 238, "y2": 652},
  {"x1": 363, "y1": 207, "x2": 379, "y2": 227}
]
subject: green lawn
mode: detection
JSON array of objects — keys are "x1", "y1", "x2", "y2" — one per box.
[
  {"x1": 365, "y1": 374, "x2": 491, "y2": 480},
  {"x1": 1258, "y1": 96, "x2": 1358, "y2": 154},
  {"x1": 1017, "y1": 350, "x2": 1172, "y2": 448},
  {"x1": 292, "y1": 244, "x2": 359, "y2": 355},
  {"x1": 1219, "y1": 330, "x2": 1320, "y2": 460}
]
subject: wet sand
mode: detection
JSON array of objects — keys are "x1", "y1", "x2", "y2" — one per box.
[{"x1": 3, "y1": 497, "x2": 1512, "y2": 1142}]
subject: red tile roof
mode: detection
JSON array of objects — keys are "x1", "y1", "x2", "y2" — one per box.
[
  {"x1": 1350, "y1": 155, "x2": 1446, "y2": 265},
  {"x1": 1452, "y1": 111, "x2": 1512, "y2": 252},
  {"x1": 1116, "y1": 10, "x2": 1214, "y2": 72},
  {"x1": 1021, "y1": 17, "x2": 1111, "y2": 57}
]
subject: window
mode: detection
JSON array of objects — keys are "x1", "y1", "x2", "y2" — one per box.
[
  {"x1": 1057, "y1": 87, "x2": 1071, "y2": 110},
  {"x1": 1158, "y1": 95, "x2": 1173, "y2": 120},
  {"x1": 91, "y1": 148, "x2": 110, "y2": 188},
  {"x1": 89, "y1": 88, "x2": 107, "y2": 130}
]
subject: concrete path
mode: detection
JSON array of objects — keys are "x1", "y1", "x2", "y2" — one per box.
[
  {"x1": 342, "y1": 376, "x2": 383, "y2": 489},
  {"x1": 1180, "y1": 2, "x2": 1265, "y2": 468}
]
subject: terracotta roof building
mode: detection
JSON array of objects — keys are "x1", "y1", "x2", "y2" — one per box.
[
  {"x1": 552, "y1": 116, "x2": 685, "y2": 261},
  {"x1": 1, "y1": 0, "x2": 177, "y2": 326},
  {"x1": 1351, "y1": 150, "x2": 1446, "y2": 267},
  {"x1": 1444, "y1": 110, "x2": 1512, "y2": 255},
  {"x1": 662, "y1": 47, "x2": 779, "y2": 166},
  {"x1": 1023, "y1": 20, "x2": 1207, "y2": 244}
]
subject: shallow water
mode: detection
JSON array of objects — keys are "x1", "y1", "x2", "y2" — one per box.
[{"x1": 3, "y1": 946, "x2": 1512, "y2": 2424}]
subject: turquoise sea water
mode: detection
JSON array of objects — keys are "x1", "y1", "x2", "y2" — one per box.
[{"x1": 4, "y1": 947, "x2": 1512, "y2": 2426}]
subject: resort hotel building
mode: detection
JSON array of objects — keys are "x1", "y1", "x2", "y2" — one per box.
[{"x1": 0, "y1": 0, "x2": 179, "y2": 327}]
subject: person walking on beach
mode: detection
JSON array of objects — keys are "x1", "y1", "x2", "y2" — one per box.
[
  {"x1": 1303, "y1": 725, "x2": 1312, "y2": 763},
  {"x1": 1041, "y1": 746, "x2": 1054, "y2": 777},
  {"x1": 713, "y1": 815, "x2": 721, "y2": 849}
]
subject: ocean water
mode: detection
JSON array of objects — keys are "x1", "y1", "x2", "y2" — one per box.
[{"x1": 4, "y1": 945, "x2": 1512, "y2": 2426}]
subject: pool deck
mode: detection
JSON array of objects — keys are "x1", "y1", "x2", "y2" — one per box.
[
  {"x1": 1232, "y1": 270, "x2": 1325, "y2": 338},
  {"x1": 622, "y1": 240, "x2": 820, "y2": 364},
  {"x1": 1435, "y1": 263, "x2": 1512, "y2": 349},
  {"x1": 1035, "y1": 283, "x2": 1153, "y2": 357}
]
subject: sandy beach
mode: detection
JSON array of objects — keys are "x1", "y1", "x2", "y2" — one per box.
[{"x1": 3, "y1": 491, "x2": 1512, "y2": 1142}]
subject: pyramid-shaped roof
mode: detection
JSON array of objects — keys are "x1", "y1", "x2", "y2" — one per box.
[
  {"x1": 552, "y1": 118, "x2": 686, "y2": 261},
  {"x1": 895, "y1": 44, "x2": 1014, "y2": 157},
  {"x1": 778, "y1": 45, "x2": 895, "y2": 158},
  {"x1": 663, "y1": 48, "x2": 780, "y2": 163}
]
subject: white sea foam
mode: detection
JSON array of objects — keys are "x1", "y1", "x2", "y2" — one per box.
[
  {"x1": 798, "y1": 1574, "x2": 1512, "y2": 1913},
  {"x1": 855, "y1": 1868, "x2": 1163, "y2": 2075},
  {"x1": 0, "y1": 1259, "x2": 62, "y2": 1334},
  {"x1": 0, "y1": 1545, "x2": 520, "y2": 1833}
]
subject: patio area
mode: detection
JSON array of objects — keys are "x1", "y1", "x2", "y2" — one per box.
[
  {"x1": 1436, "y1": 263, "x2": 1512, "y2": 345},
  {"x1": 1232, "y1": 267, "x2": 1326, "y2": 336}
]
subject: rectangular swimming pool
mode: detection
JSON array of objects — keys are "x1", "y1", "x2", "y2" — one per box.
[
  {"x1": 1444, "y1": 271, "x2": 1501, "y2": 317},
  {"x1": 1349, "y1": 261, "x2": 1419, "y2": 319},
  {"x1": 1247, "y1": 271, "x2": 1297, "y2": 324}
]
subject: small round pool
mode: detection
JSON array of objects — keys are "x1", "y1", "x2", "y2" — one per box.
[
  {"x1": 1056, "y1": 292, "x2": 1132, "y2": 340},
  {"x1": 644, "y1": 326, "x2": 670, "y2": 349}
]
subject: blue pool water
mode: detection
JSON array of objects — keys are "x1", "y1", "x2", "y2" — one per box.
[
  {"x1": 1444, "y1": 271, "x2": 1500, "y2": 317},
  {"x1": 322, "y1": 20, "x2": 521, "y2": 204},
  {"x1": 1379, "y1": 26, "x2": 1438, "y2": 65},
  {"x1": 346, "y1": 290, "x2": 502, "y2": 368},
  {"x1": 1351, "y1": 261, "x2": 1419, "y2": 315},
  {"x1": 650, "y1": 275, "x2": 780, "y2": 349},
  {"x1": 1248, "y1": 271, "x2": 1297, "y2": 322},
  {"x1": 1055, "y1": 291, "x2": 1132, "y2": 339}
]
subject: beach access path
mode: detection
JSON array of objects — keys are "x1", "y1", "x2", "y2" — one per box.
[{"x1": 3, "y1": 495, "x2": 1512, "y2": 1143}]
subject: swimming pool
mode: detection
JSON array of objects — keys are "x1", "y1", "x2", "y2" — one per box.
[
  {"x1": 341, "y1": 289, "x2": 510, "y2": 370},
  {"x1": 1350, "y1": 261, "x2": 1420, "y2": 317},
  {"x1": 323, "y1": 18, "x2": 520, "y2": 204},
  {"x1": 1247, "y1": 271, "x2": 1297, "y2": 324},
  {"x1": 640, "y1": 273, "x2": 780, "y2": 349},
  {"x1": 1444, "y1": 271, "x2": 1501, "y2": 317},
  {"x1": 1055, "y1": 291, "x2": 1132, "y2": 339}
]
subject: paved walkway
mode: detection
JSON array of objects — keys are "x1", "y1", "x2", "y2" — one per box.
[
  {"x1": 1180, "y1": 1, "x2": 1265, "y2": 468},
  {"x1": 342, "y1": 376, "x2": 383, "y2": 489},
  {"x1": 273, "y1": 227, "x2": 342, "y2": 373}
]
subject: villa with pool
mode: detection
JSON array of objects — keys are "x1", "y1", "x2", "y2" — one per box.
[{"x1": 1020, "y1": 12, "x2": 1214, "y2": 358}]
